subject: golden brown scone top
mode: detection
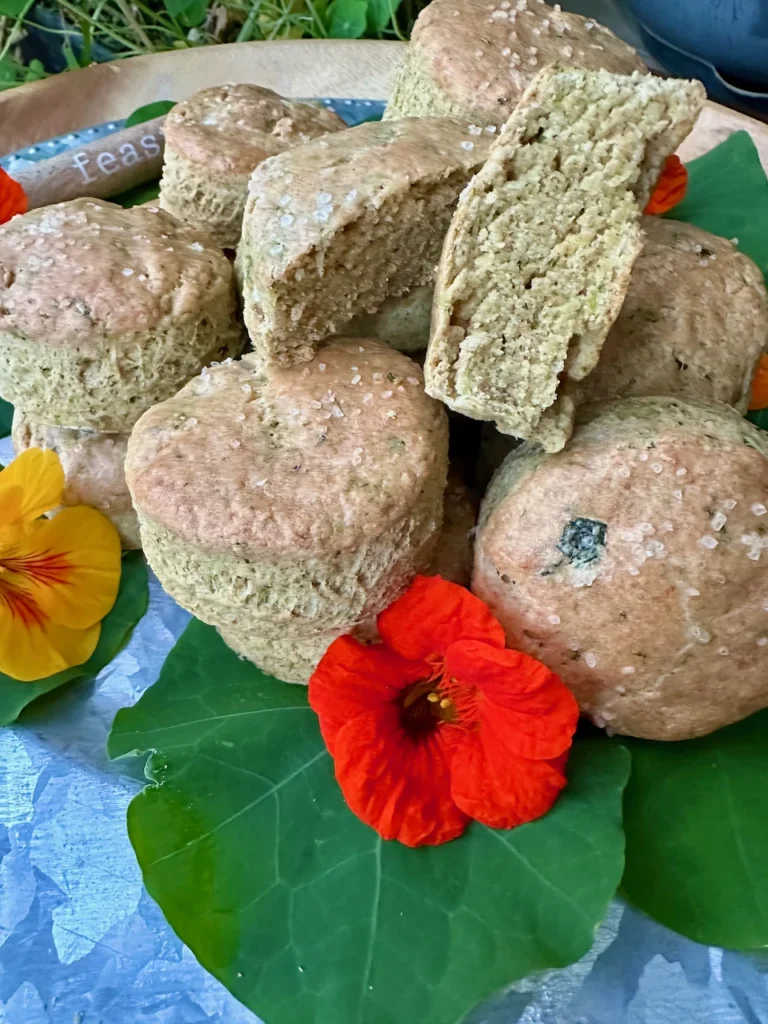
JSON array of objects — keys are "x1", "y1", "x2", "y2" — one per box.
[
  {"x1": 126, "y1": 338, "x2": 448, "y2": 558},
  {"x1": 0, "y1": 198, "x2": 235, "y2": 348},
  {"x1": 413, "y1": 0, "x2": 646, "y2": 120},
  {"x1": 164, "y1": 84, "x2": 346, "y2": 175},
  {"x1": 585, "y1": 217, "x2": 768, "y2": 411},
  {"x1": 241, "y1": 117, "x2": 492, "y2": 278}
]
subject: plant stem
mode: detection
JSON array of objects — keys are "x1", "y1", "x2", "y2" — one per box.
[
  {"x1": 113, "y1": 0, "x2": 155, "y2": 50},
  {"x1": 303, "y1": 0, "x2": 327, "y2": 38},
  {"x1": 54, "y1": 0, "x2": 146, "y2": 51},
  {"x1": 0, "y1": 0, "x2": 36, "y2": 64}
]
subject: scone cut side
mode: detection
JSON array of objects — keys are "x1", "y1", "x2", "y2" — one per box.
[
  {"x1": 425, "y1": 66, "x2": 706, "y2": 451},
  {"x1": 238, "y1": 118, "x2": 493, "y2": 369}
]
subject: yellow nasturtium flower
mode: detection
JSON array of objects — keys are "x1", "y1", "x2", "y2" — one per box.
[{"x1": 0, "y1": 448, "x2": 121, "y2": 681}]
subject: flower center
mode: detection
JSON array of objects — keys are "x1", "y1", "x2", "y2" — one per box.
[{"x1": 398, "y1": 662, "x2": 477, "y2": 739}]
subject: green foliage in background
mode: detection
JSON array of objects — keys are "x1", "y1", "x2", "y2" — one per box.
[{"x1": 0, "y1": 0, "x2": 424, "y2": 90}]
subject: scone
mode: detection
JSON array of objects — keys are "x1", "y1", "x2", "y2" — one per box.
[
  {"x1": 384, "y1": 0, "x2": 646, "y2": 126},
  {"x1": 581, "y1": 217, "x2": 768, "y2": 411},
  {"x1": 238, "y1": 118, "x2": 492, "y2": 368},
  {"x1": 344, "y1": 284, "x2": 433, "y2": 354},
  {"x1": 429, "y1": 473, "x2": 476, "y2": 586},
  {"x1": 126, "y1": 338, "x2": 449, "y2": 682},
  {"x1": 473, "y1": 397, "x2": 768, "y2": 741},
  {"x1": 425, "y1": 67, "x2": 705, "y2": 451},
  {"x1": 12, "y1": 412, "x2": 138, "y2": 549},
  {"x1": 160, "y1": 85, "x2": 346, "y2": 248},
  {"x1": 0, "y1": 199, "x2": 243, "y2": 431}
]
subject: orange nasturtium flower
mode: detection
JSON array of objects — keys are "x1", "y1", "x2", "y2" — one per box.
[
  {"x1": 0, "y1": 449, "x2": 121, "y2": 681},
  {"x1": 644, "y1": 154, "x2": 688, "y2": 216},
  {"x1": 749, "y1": 355, "x2": 768, "y2": 412},
  {"x1": 309, "y1": 576, "x2": 579, "y2": 848},
  {"x1": 0, "y1": 168, "x2": 28, "y2": 225}
]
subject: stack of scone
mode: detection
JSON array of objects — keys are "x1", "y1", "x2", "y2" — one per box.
[
  {"x1": 0, "y1": 198, "x2": 243, "y2": 547},
  {"x1": 159, "y1": 85, "x2": 346, "y2": 248},
  {"x1": 12, "y1": 0, "x2": 766, "y2": 739}
]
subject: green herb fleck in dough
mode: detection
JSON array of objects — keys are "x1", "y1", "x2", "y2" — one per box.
[{"x1": 557, "y1": 517, "x2": 608, "y2": 567}]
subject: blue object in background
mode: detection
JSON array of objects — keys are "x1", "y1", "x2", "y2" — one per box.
[{"x1": 628, "y1": 0, "x2": 768, "y2": 118}]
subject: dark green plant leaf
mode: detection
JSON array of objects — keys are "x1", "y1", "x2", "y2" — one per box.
[
  {"x1": 163, "y1": 0, "x2": 196, "y2": 16},
  {"x1": 366, "y1": 0, "x2": 402, "y2": 32},
  {"x1": 125, "y1": 100, "x2": 176, "y2": 128},
  {"x1": 112, "y1": 180, "x2": 161, "y2": 208},
  {"x1": 0, "y1": 398, "x2": 12, "y2": 438},
  {"x1": 327, "y1": 0, "x2": 367, "y2": 38},
  {"x1": 0, "y1": 0, "x2": 28, "y2": 15},
  {"x1": 180, "y1": 0, "x2": 208, "y2": 26},
  {"x1": 748, "y1": 408, "x2": 768, "y2": 433},
  {"x1": 670, "y1": 130, "x2": 768, "y2": 285},
  {"x1": 622, "y1": 709, "x2": 768, "y2": 949},
  {"x1": 110, "y1": 619, "x2": 630, "y2": 1024},
  {"x1": 0, "y1": 552, "x2": 148, "y2": 726}
]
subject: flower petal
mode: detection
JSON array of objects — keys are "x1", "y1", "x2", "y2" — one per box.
[
  {"x1": 0, "y1": 449, "x2": 64, "y2": 528},
  {"x1": 0, "y1": 581, "x2": 100, "y2": 681},
  {"x1": 450, "y1": 723, "x2": 569, "y2": 831},
  {"x1": 0, "y1": 169, "x2": 27, "y2": 225},
  {"x1": 309, "y1": 635, "x2": 425, "y2": 756},
  {"x1": 644, "y1": 154, "x2": 687, "y2": 215},
  {"x1": 332, "y1": 709, "x2": 469, "y2": 846},
  {"x1": 749, "y1": 354, "x2": 768, "y2": 412},
  {"x1": 4, "y1": 507, "x2": 121, "y2": 630},
  {"x1": 377, "y1": 576, "x2": 505, "y2": 662},
  {"x1": 445, "y1": 640, "x2": 579, "y2": 760}
]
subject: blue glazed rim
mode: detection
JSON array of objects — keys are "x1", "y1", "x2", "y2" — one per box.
[{"x1": 0, "y1": 97, "x2": 386, "y2": 173}]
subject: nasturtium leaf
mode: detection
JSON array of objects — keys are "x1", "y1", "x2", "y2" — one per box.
[
  {"x1": 0, "y1": 551, "x2": 148, "y2": 726},
  {"x1": 125, "y1": 100, "x2": 176, "y2": 128},
  {"x1": 366, "y1": 0, "x2": 402, "y2": 33},
  {"x1": 622, "y1": 709, "x2": 768, "y2": 949},
  {"x1": 0, "y1": 0, "x2": 28, "y2": 16},
  {"x1": 327, "y1": 0, "x2": 367, "y2": 38},
  {"x1": 110, "y1": 619, "x2": 630, "y2": 1024},
  {"x1": 748, "y1": 408, "x2": 768, "y2": 433},
  {"x1": 0, "y1": 398, "x2": 12, "y2": 438},
  {"x1": 180, "y1": 0, "x2": 208, "y2": 26},
  {"x1": 670, "y1": 131, "x2": 768, "y2": 285}
]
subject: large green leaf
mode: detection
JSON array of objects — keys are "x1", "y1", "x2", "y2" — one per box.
[
  {"x1": 366, "y1": 0, "x2": 402, "y2": 32},
  {"x1": 109, "y1": 619, "x2": 630, "y2": 1024},
  {"x1": 670, "y1": 130, "x2": 768, "y2": 285},
  {"x1": 622, "y1": 710, "x2": 768, "y2": 949},
  {"x1": 125, "y1": 100, "x2": 176, "y2": 128},
  {"x1": 0, "y1": 551, "x2": 148, "y2": 725},
  {"x1": 327, "y1": 0, "x2": 367, "y2": 38}
]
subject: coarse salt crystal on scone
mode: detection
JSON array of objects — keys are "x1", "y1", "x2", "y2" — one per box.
[
  {"x1": 384, "y1": 0, "x2": 647, "y2": 127},
  {"x1": 425, "y1": 66, "x2": 705, "y2": 451},
  {"x1": 125, "y1": 337, "x2": 448, "y2": 683},
  {"x1": 160, "y1": 84, "x2": 345, "y2": 248},
  {"x1": 237, "y1": 118, "x2": 492, "y2": 368},
  {"x1": 473, "y1": 396, "x2": 768, "y2": 741}
]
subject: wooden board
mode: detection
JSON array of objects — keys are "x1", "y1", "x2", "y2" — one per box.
[{"x1": 1, "y1": 39, "x2": 767, "y2": 173}]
